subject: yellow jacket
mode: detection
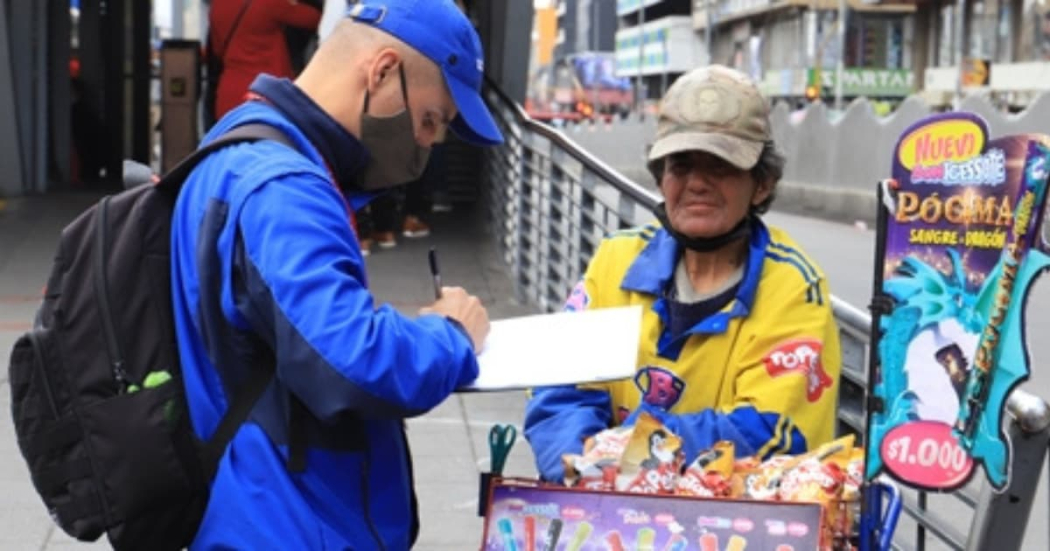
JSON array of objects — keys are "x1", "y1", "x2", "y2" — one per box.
[{"x1": 524, "y1": 219, "x2": 841, "y2": 481}]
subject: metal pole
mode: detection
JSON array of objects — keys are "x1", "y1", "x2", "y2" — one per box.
[
  {"x1": 954, "y1": 0, "x2": 966, "y2": 106},
  {"x1": 637, "y1": 1, "x2": 645, "y2": 116},
  {"x1": 172, "y1": 0, "x2": 184, "y2": 38},
  {"x1": 705, "y1": 0, "x2": 713, "y2": 65},
  {"x1": 592, "y1": 0, "x2": 598, "y2": 51},
  {"x1": 661, "y1": 33, "x2": 668, "y2": 96},
  {"x1": 834, "y1": 0, "x2": 846, "y2": 110},
  {"x1": 965, "y1": 391, "x2": 1050, "y2": 551}
]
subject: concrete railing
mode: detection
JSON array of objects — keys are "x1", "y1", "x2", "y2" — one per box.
[
  {"x1": 482, "y1": 83, "x2": 1050, "y2": 550},
  {"x1": 554, "y1": 90, "x2": 1050, "y2": 226}
]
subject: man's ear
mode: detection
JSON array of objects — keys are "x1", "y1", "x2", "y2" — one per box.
[{"x1": 368, "y1": 48, "x2": 401, "y2": 90}]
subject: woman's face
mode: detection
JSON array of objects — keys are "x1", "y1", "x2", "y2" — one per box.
[{"x1": 659, "y1": 151, "x2": 771, "y2": 238}]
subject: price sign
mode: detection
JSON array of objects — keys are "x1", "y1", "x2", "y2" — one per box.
[{"x1": 881, "y1": 422, "x2": 973, "y2": 488}]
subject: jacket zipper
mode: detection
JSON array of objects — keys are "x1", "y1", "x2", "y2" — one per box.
[
  {"x1": 93, "y1": 196, "x2": 131, "y2": 392},
  {"x1": 360, "y1": 453, "x2": 387, "y2": 551},
  {"x1": 28, "y1": 332, "x2": 60, "y2": 419}
]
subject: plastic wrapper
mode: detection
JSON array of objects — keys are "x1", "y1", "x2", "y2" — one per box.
[
  {"x1": 676, "y1": 441, "x2": 734, "y2": 497},
  {"x1": 561, "y1": 412, "x2": 682, "y2": 492},
  {"x1": 561, "y1": 424, "x2": 632, "y2": 490},
  {"x1": 616, "y1": 412, "x2": 683, "y2": 494}
]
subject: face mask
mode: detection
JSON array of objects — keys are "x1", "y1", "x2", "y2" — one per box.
[{"x1": 357, "y1": 64, "x2": 431, "y2": 190}]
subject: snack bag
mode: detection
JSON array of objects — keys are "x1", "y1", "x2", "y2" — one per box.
[
  {"x1": 677, "y1": 441, "x2": 734, "y2": 497},
  {"x1": 737, "y1": 454, "x2": 793, "y2": 499},
  {"x1": 775, "y1": 437, "x2": 857, "y2": 550},
  {"x1": 829, "y1": 447, "x2": 865, "y2": 547},
  {"x1": 728, "y1": 456, "x2": 762, "y2": 498},
  {"x1": 617, "y1": 412, "x2": 683, "y2": 494},
  {"x1": 562, "y1": 425, "x2": 632, "y2": 490},
  {"x1": 778, "y1": 457, "x2": 846, "y2": 503},
  {"x1": 841, "y1": 448, "x2": 865, "y2": 502}
]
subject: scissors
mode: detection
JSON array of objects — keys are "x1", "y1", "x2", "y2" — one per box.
[{"x1": 488, "y1": 424, "x2": 517, "y2": 475}]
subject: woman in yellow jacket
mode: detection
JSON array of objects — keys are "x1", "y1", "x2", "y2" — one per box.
[{"x1": 524, "y1": 65, "x2": 842, "y2": 482}]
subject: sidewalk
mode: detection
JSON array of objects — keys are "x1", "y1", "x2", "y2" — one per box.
[{"x1": 0, "y1": 192, "x2": 540, "y2": 550}]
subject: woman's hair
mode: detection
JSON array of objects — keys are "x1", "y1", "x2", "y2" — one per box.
[{"x1": 749, "y1": 141, "x2": 786, "y2": 215}]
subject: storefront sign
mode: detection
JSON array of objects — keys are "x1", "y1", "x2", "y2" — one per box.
[
  {"x1": 867, "y1": 112, "x2": 1050, "y2": 491},
  {"x1": 716, "y1": 0, "x2": 772, "y2": 19},
  {"x1": 809, "y1": 68, "x2": 914, "y2": 97}
]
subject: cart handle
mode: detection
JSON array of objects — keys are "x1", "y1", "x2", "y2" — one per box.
[{"x1": 862, "y1": 480, "x2": 902, "y2": 551}]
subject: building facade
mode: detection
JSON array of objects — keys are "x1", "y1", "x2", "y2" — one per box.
[
  {"x1": 917, "y1": 0, "x2": 1050, "y2": 109},
  {"x1": 692, "y1": 0, "x2": 917, "y2": 106},
  {"x1": 615, "y1": 0, "x2": 698, "y2": 102},
  {"x1": 555, "y1": 0, "x2": 620, "y2": 61},
  {"x1": 685, "y1": 0, "x2": 1050, "y2": 109}
]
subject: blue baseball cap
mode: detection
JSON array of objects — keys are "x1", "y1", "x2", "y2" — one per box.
[{"x1": 348, "y1": 0, "x2": 504, "y2": 146}]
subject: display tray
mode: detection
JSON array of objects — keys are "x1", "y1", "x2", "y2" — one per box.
[{"x1": 481, "y1": 477, "x2": 823, "y2": 551}]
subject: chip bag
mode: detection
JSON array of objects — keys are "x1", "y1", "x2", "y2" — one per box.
[
  {"x1": 561, "y1": 425, "x2": 632, "y2": 490},
  {"x1": 617, "y1": 412, "x2": 683, "y2": 494},
  {"x1": 677, "y1": 441, "x2": 734, "y2": 497}
]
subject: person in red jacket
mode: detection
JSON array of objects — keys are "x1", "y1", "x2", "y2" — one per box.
[{"x1": 208, "y1": 0, "x2": 321, "y2": 121}]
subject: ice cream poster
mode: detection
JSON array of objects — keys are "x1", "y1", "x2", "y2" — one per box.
[
  {"x1": 866, "y1": 112, "x2": 1050, "y2": 491},
  {"x1": 481, "y1": 481, "x2": 821, "y2": 550}
]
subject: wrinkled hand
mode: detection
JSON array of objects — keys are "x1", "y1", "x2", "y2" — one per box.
[{"x1": 420, "y1": 286, "x2": 490, "y2": 351}]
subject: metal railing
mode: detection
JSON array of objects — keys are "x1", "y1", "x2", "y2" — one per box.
[{"x1": 481, "y1": 84, "x2": 1050, "y2": 550}]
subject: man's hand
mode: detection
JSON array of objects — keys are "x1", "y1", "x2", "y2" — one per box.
[{"x1": 420, "y1": 286, "x2": 490, "y2": 351}]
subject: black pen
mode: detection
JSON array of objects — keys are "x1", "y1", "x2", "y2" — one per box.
[{"x1": 428, "y1": 247, "x2": 443, "y2": 300}]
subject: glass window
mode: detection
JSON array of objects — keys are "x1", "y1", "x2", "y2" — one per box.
[
  {"x1": 845, "y1": 15, "x2": 905, "y2": 68},
  {"x1": 1020, "y1": 0, "x2": 1050, "y2": 61},
  {"x1": 938, "y1": 4, "x2": 955, "y2": 67},
  {"x1": 968, "y1": 0, "x2": 1006, "y2": 61}
]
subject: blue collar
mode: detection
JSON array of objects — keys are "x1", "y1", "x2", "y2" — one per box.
[
  {"x1": 622, "y1": 218, "x2": 770, "y2": 316},
  {"x1": 247, "y1": 75, "x2": 369, "y2": 189}
]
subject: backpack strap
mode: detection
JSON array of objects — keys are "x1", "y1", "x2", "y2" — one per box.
[
  {"x1": 200, "y1": 362, "x2": 276, "y2": 480},
  {"x1": 169, "y1": 123, "x2": 311, "y2": 477},
  {"x1": 157, "y1": 123, "x2": 296, "y2": 192}
]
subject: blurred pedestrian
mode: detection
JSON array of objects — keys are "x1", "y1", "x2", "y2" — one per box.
[{"x1": 207, "y1": 0, "x2": 321, "y2": 123}]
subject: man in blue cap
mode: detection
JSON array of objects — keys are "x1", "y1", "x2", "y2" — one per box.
[{"x1": 171, "y1": 1, "x2": 503, "y2": 548}]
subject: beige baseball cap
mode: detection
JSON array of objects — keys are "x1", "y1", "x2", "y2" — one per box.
[{"x1": 647, "y1": 65, "x2": 771, "y2": 175}]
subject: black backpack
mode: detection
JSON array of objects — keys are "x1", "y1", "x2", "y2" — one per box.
[{"x1": 8, "y1": 124, "x2": 294, "y2": 550}]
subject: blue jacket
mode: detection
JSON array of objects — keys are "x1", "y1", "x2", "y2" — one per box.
[{"x1": 171, "y1": 76, "x2": 478, "y2": 550}]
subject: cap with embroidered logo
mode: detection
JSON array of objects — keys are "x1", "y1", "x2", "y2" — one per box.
[
  {"x1": 647, "y1": 65, "x2": 771, "y2": 173},
  {"x1": 348, "y1": 0, "x2": 503, "y2": 146}
]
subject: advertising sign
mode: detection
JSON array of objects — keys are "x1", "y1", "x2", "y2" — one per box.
[
  {"x1": 482, "y1": 479, "x2": 822, "y2": 550},
  {"x1": 866, "y1": 112, "x2": 1050, "y2": 491},
  {"x1": 808, "y1": 68, "x2": 914, "y2": 97}
]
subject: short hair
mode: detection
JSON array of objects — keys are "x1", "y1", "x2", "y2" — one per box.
[
  {"x1": 749, "y1": 142, "x2": 785, "y2": 215},
  {"x1": 323, "y1": 20, "x2": 442, "y2": 86}
]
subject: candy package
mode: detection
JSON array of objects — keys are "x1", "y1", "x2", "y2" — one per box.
[
  {"x1": 561, "y1": 424, "x2": 632, "y2": 490},
  {"x1": 562, "y1": 413, "x2": 682, "y2": 493},
  {"x1": 676, "y1": 441, "x2": 734, "y2": 498},
  {"x1": 617, "y1": 412, "x2": 683, "y2": 494}
]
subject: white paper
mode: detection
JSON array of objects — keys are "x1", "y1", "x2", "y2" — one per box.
[{"x1": 458, "y1": 305, "x2": 643, "y2": 392}]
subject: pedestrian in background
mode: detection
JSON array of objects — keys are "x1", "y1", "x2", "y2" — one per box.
[{"x1": 207, "y1": 0, "x2": 321, "y2": 122}]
